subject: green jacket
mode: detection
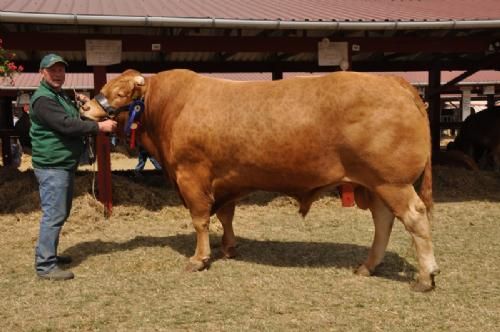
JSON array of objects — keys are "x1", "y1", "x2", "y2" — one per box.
[{"x1": 29, "y1": 80, "x2": 97, "y2": 170}]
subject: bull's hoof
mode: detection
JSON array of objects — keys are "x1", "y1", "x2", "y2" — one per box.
[
  {"x1": 184, "y1": 258, "x2": 209, "y2": 272},
  {"x1": 354, "y1": 264, "x2": 373, "y2": 277},
  {"x1": 222, "y1": 246, "x2": 238, "y2": 259},
  {"x1": 411, "y1": 280, "x2": 434, "y2": 292},
  {"x1": 411, "y1": 270, "x2": 439, "y2": 292}
]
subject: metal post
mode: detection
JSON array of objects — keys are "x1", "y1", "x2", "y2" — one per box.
[
  {"x1": 461, "y1": 87, "x2": 472, "y2": 121},
  {"x1": 486, "y1": 94, "x2": 495, "y2": 109},
  {"x1": 427, "y1": 68, "x2": 441, "y2": 153},
  {"x1": 0, "y1": 97, "x2": 15, "y2": 167},
  {"x1": 272, "y1": 71, "x2": 283, "y2": 81},
  {"x1": 93, "y1": 66, "x2": 113, "y2": 217}
]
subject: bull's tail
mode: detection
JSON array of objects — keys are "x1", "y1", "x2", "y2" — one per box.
[
  {"x1": 393, "y1": 75, "x2": 434, "y2": 219},
  {"x1": 418, "y1": 155, "x2": 433, "y2": 221}
]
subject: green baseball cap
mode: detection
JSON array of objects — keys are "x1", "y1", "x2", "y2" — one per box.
[{"x1": 39, "y1": 53, "x2": 68, "y2": 69}]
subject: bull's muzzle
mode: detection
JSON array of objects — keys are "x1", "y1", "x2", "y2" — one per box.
[{"x1": 94, "y1": 93, "x2": 120, "y2": 118}]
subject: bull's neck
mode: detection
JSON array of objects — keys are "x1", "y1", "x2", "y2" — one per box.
[{"x1": 143, "y1": 76, "x2": 152, "y2": 99}]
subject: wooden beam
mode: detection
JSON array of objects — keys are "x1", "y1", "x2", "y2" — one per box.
[
  {"x1": 427, "y1": 68, "x2": 442, "y2": 153},
  {"x1": 0, "y1": 97, "x2": 15, "y2": 167},
  {"x1": 0, "y1": 90, "x2": 17, "y2": 97},
  {"x1": 2, "y1": 32, "x2": 494, "y2": 53},
  {"x1": 1, "y1": 130, "x2": 14, "y2": 167},
  {"x1": 434, "y1": 69, "x2": 480, "y2": 96},
  {"x1": 428, "y1": 52, "x2": 500, "y2": 97},
  {"x1": 487, "y1": 94, "x2": 496, "y2": 109},
  {"x1": 272, "y1": 71, "x2": 283, "y2": 80},
  {"x1": 15, "y1": 56, "x2": 500, "y2": 74}
]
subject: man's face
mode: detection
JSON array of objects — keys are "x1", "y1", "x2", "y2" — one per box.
[{"x1": 41, "y1": 63, "x2": 66, "y2": 90}]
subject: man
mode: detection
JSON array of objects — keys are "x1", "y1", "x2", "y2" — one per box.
[
  {"x1": 134, "y1": 144, "x2": 162, "y2": 176},
  {"x1": 30, "y1": 53, "x2": 117, "y2": 280}
]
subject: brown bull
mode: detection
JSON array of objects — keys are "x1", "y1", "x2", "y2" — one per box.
[{"x1": 82, "y1": 69, "x2": 439, "y2": 291}]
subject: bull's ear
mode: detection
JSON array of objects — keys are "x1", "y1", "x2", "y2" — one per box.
[
  {"x1": 134, "y1": 75, "x2": 145, "y2": 86},
  {"x1": 132, "y1": 75, "x2": 146, "y2": 99}
]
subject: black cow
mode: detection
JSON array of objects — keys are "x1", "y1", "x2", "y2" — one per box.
[{"x1": 448, "y1": 106, "x2": 500, "y2": 170}]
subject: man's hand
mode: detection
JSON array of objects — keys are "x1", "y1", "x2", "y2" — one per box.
[
  {"x1": 98, "y1": 119, "x2": 117, "y2": 133},
  {"x1": 76, "y1": 93, "x2": 90, "y2": 103}
]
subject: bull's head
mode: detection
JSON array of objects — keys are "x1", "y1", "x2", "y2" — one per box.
[{"x1": 80, "y1": 69, "x2": 146, "y2": 121}]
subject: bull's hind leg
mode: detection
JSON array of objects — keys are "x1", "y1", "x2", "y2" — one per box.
[
  {"x1": 491, "y1": 144, "x2": 500, "y2": 171},
  {"x1": 216, "y1": 202, "x2": 238, "y2": 259},
  {"x1": 355, "y1": 191, "x2": 395, "y2": 276},
  {"x1": 376, "y1": 185, "x2": 440, "y2": 292},
  {"x1": 176, "y1": 174, "x2": 213, "y2": 272}
]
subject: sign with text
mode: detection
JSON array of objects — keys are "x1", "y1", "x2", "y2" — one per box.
[
  {"x1": 318, "y1": 39, "x2": 349, "y2": 70},
  {"x1": 483, "y1": 85, "x2": 495, "y2": 95},
  {"x1": 85, "y1": 39, "x2": 122, "y2": 66}
]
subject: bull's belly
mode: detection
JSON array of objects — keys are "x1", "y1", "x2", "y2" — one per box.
[
  {"x1": 208, "y1": 144, "x2": 425, "y2": 191},
  {"x1": 212, "y1": 165, "x2": 346, "y2": 194}
]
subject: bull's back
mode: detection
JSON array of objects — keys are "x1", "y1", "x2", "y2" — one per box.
[{"x1": 162, "y1": 71, "x2": 430, "y2": 186}]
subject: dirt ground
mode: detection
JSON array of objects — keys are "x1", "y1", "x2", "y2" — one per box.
[{"x1": 0, "y1": 153, "x2": 499, "y2": 331}]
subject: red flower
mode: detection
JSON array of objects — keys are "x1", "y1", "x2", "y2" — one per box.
[{"x1": 0, "y1": 40, "x2": 23, "y2": 86}]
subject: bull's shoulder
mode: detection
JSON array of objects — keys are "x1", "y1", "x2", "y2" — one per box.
[
  {"x1": 158, "y1": 68, "x2": 198, "y2": 79},
  {"x1": 157, "y1": 69, "x2": 239, "y2": 87}
]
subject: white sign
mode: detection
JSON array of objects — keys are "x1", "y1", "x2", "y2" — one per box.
[
  {"x1": 17, "y1": 93, "x2": 30, "y2": 105},
  {"x1": 461, "y1": 87, "x2": 471, "y2": 121},
  {"x1": 85, "y1": 40, "x2": 122, "y2": 66},
  {"x1": 318, "y1": 39, "x2": 349, "y2": 70},
  {"x1": 483, "y1": 85, "x2": 495, "y2": 95}
]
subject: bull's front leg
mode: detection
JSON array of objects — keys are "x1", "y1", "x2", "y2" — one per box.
[
  {"x1": 187, "y1": 212, "x2": 211, "y2": 272},
  {"x1": 176, "y1": 172, "x2": 213, "y2": 272}
]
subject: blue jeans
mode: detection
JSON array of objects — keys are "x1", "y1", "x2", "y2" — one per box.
[
  {"x1": 135, "y1": 149, "x2": 162, "y2": 172},
  {"x1": 34, "y1": 168, "x2": 75, "y2": 274}
]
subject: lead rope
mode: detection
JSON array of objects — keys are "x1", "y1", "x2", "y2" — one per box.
[
  {"x1": 73, "y1": 88, "x2": 97, "y2": 201},
  {"x1": 73, "y1": 88, "x2": 99, "y2": 202},
  {"x1": 89, "y1": 139, "x2": 98, "y2": 201},
  {"x1": 72, "y1": 87, "x2": 97, "y2": 200}
]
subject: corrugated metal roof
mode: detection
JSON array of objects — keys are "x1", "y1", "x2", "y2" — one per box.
[
  {"x1": 2, "y1": 0, "x2": 499, "y2": 75},
  {"x1": 1, "y1": 0, "x2": 499, "y2": 23},
  {"x1": 6, "y1": 71, "x2": 500, "y2": 90}
]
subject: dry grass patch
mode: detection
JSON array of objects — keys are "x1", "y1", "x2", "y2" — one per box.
[{"x1": 0, "y1": 164, "x2": 499, "y2": 331}]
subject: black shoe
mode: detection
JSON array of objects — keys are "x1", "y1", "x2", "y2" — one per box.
[
  {"x1": 56, "y1": 255, "x2": 72, "y2": 265},
  {"x1": 37, "y1": 266, "x2": 74, "y2": 280}
]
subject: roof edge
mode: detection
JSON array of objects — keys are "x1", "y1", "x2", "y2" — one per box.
[{"x1": 2, "y1": 11, "x2": 500, "y2": 30}]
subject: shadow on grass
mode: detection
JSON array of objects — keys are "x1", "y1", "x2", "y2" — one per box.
[
  {"x1": 62, "y1": 234, "x2": 416, "y2": 283},
  {"x1": 1, "y1": 167, "x2": 498, "y2": 215}
]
